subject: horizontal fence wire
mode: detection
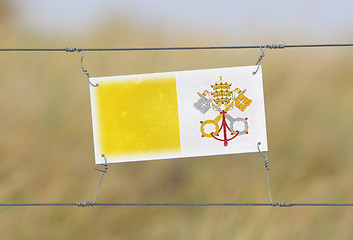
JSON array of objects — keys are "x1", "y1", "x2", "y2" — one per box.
[
  {"x1": 1, "y1": 202, "x2": 353, "y2": 207},
  {"x1": 0, "y1": 43, "x2": 353, "y2": 52}
]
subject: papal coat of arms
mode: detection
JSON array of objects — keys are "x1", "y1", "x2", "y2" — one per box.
[{"x1": 194, "y1": 76, "x2": 252, "y2": 147}]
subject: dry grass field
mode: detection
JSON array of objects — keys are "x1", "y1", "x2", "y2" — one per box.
[{"x1": 1, "y1": 9, "x2": 353, "y2": 240}]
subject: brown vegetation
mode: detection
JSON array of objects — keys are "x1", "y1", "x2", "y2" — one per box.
[{"x1": 1, "y1": 4, "x2": 353, "y2": 239}]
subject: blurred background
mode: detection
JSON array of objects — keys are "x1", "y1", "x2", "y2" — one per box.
[{"x1": 1, "y1": 0, "x2": 353, "y2": 239}]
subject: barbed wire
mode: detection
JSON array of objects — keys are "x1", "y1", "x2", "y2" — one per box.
[{"x1": 0, "y1": 43, "x2": 352, "y2": 52}]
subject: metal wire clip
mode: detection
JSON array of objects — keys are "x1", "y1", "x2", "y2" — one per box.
[
  {"x1": 92, "y1": 154, "x2": 108, "y2": 206},
  {"x1": 80, "y1": 49, "x2": 99, "y2": 87},
  {"x1": 257, "y1": 142, "x2": 274, "y2": 205},
  {"x1": 252, "y1": 43, "x2": 285, "y2": 75},
  {"x1": 252, "y1": 46, "x2": 267, "y2": 75}
]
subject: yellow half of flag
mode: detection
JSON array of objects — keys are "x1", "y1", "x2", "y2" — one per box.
[{"x1": 94, "y1": 74, "x2": 181, "y2": 156}]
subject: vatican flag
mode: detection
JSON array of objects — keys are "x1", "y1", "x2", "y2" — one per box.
[{"x1": 90, "y1": 66, "x2": 268, "y2": 164}]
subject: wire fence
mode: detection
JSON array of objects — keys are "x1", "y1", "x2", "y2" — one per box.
[{"x1": 1, "y1": 42, "x2": 353, "y2": 208}]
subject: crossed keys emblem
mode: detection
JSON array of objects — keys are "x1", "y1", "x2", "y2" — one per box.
[{"x1": 194, "y1": 76, "x2": 252, "y2": 147}]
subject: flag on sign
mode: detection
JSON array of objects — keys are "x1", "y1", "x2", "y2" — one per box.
[{"x1": 89, "y1": 66, "x2": 268, "y2": 164}]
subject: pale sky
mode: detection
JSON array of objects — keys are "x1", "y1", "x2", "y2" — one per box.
[{"x1": 10, "y1": 0, "x2": 353, "y2": 43}]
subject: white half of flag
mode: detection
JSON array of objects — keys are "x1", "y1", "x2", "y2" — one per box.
[{"x1": 90, "y1": 66, "x2": 268, "y2": 164}]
